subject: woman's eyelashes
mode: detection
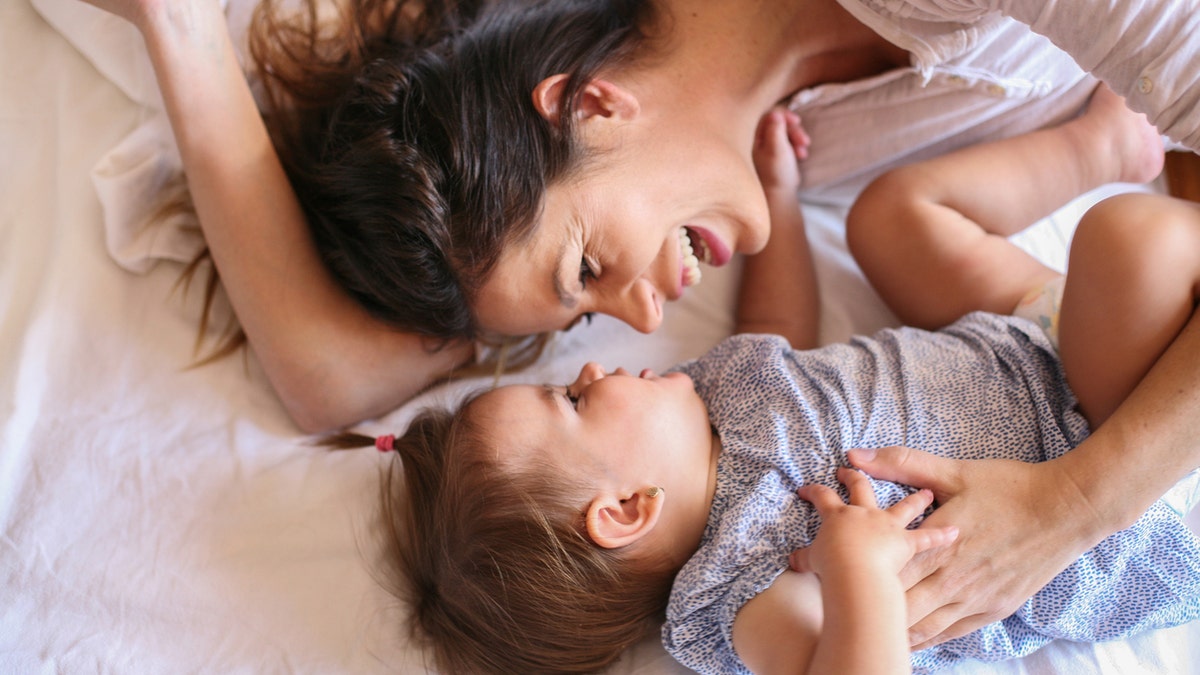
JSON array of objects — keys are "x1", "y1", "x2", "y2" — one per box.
[
  {"x1": 565, "y1": 312, "x2": 596, "y2": 332},
  {"x1": 578, "y1": 256, "x2": 597, "y2": 290}
]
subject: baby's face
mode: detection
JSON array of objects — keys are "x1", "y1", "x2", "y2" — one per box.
[{"x1": 471, "y1": 363, "x2": 714, "y2": 493}]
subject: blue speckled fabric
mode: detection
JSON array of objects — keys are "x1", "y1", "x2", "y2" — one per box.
[{"x1": 662, "y1": 312, "x2": 1200, "y2": 674}]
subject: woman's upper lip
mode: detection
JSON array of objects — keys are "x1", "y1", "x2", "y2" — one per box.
[{"x1": 689, "y1": 225, "x2": 731, "y2": 267}]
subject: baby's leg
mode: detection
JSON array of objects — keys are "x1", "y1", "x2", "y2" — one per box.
[
  {"x1": 848, "y1": 85, "x2": 1163, "y2": 329},
  {"x1": 1059, "y1": 194, "x2": 1200, "y2": 427}
]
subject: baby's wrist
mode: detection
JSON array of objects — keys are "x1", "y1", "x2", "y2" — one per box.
[
  {"x1": 814, "y1": 549, "x2": 902, "y2": 582},
  {"x1": 817, "y1": 557, "x2": 905, "y2": 601}
]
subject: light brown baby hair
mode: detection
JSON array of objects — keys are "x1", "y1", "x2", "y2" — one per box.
[{"x1": 331, "y1": 393, "x2": 677, "y2": 673}]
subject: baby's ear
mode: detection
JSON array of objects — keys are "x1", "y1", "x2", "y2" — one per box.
[
  {"x1": 531, "y1": 75, "x2": 640, "y2": 127},
  {"x1": 585, "y1": 488, "x2": 664, "y2": 549}
]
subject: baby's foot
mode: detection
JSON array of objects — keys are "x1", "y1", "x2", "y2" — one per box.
[
  {"x1": 1074, "y1": 84, "x2": 1164, "y2": 184},
  {"x1": 753, "y1": 107, "x2": 807, "y2": 193}
]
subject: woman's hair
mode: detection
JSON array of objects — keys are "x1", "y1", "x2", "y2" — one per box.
[
  {"x1": 246, "y1": 0, "x2": 655, "y2": 345},
  {"x1": 329, "y1": 397, "x2": 676, "y2": 673}
]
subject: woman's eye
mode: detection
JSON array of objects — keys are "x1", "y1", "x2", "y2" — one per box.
[
  {"x1": 578, "y1": 257, "x2": 597, "y2": 290},
  {"x1": 565, "y1": 312, "x2": 595, "y2": 332}
]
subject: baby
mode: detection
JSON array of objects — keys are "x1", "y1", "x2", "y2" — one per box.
[{"x1": 338, "y1": 87, "x2": 1200, "y2": 674}]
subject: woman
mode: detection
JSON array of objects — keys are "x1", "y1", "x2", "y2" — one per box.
[{"x1": 84, "y1": 0, "x2": 1200, "y2": 653}]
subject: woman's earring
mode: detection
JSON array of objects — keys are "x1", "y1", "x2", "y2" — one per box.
[{"x1": 646, "y1": 487, "x2": 663, "y2": 498}]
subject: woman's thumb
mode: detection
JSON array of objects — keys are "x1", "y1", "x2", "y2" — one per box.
[{"x1": 846, "y1": 446, "x2": 946, "y2": 489}]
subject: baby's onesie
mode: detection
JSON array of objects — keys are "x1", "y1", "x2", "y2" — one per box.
[{"x1": 663, "y1": 312, "x2": 1200, "y2": 674}]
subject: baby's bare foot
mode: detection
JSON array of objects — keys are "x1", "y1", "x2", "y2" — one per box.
[{"x1": 1074, "y1": 84, "x2": 1164, "y2": 184}]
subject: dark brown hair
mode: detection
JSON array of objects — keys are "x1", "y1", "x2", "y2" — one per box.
[
  {"x1": 246, "y1": 0, "x2": 653, "y2": 344},
  {"x1": 330, "y1": 397, "x2": 676, "y2": 673}
]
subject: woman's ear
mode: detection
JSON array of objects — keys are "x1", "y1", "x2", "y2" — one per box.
[
  {"x1": 532, "y1": 74, "x2": 640, "y2": 128},
  {"x1": 585, "y1": 487, "x2": 664, "y2": 549}
]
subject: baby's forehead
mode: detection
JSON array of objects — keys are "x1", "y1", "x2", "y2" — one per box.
[
  {"x1": 464, "y1": 384, "x2": 561, "y2": 444},
  {"x1": 468, "y1": 383, "x2": 543, "y2": 419},
  {"x1": 465, "y1": 385, "x2": 565, "y2": 470}
]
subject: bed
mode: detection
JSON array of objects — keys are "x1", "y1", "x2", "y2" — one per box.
[{"x1": 3, "y1": 0, "x2": 1199, "y2": 672}]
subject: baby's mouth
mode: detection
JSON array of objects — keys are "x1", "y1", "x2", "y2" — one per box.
[{"x1": 680, "y1": 226, "x2": 712, "y2": 288}]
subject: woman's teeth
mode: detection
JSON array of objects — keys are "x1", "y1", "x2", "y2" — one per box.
[{"x1": 680, "y1": 227, "x2": 710, "y2": 287}]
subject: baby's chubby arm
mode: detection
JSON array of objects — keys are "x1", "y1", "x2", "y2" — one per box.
[
  {"x1": 732, "y1": 468, "x2": 957, "y2": 674},
  {"x1": 737, "y1": 108, "x2": 819, "y2": 349}
]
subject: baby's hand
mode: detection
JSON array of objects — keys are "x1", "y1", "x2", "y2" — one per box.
[
  {"x1": 790, "y1": 467, "x2": 958, "y2": 579},
  {"x1": 753, "y1": 107, "x2": 809, "y2": 194}
]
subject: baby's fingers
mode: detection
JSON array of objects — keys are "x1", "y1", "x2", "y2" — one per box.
[
  {"x1": 838, "y1": 466, "x2": 879, "y2": 508},
  {"x1": 906, "y1": 525, "x2": 959, "y2": 556},
  {"x1": 887, "y1": 488, "x2": 936, "y2": 525},
  {"x1": 797, "y1": 483, "x2": 844, "y2": 512}
]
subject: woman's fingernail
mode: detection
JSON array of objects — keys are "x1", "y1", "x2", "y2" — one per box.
[{"x1": 852, "y1": 448, "x2": 877, "y2": 462}]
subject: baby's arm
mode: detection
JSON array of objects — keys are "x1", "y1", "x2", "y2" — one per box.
[
  {"x1": 795, "y1": 470, "x2": 955, "y2": 674},
  {"x1": 80, "y1": 0, "x2": 472, "y2": 432},
  {"x1": 732, "y1": 468, "x2": 957, "y2": 674},
  {"x1": 737, "y1": 108, "x2": 820, "y2": 349}
]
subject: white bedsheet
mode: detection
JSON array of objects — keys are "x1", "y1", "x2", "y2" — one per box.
[{"x1": 2, "y1": 0, "x2": 1197, "y2": 672}]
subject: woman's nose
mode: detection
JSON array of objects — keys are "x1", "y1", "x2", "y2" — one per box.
[{"x1": 601, "y1": 279, "x2": 663, "y2": 334}]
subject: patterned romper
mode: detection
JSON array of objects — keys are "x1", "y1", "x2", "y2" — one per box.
[{"x1": 661, "y1": 312, "x2": 1200, "y2": 674}]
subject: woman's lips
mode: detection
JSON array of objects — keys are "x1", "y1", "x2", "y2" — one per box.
[
  {"x1": 675, "y1": 225, "x2": 733, "y2": 296},
  {"x1": 688, "y1": 225, "x2": 731, "y2": 267}
]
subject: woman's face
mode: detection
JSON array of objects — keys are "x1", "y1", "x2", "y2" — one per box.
[{"x1": 473, "y1": 112, "x2": 771, "y2": 336}]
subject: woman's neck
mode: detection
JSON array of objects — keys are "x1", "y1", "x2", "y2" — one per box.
[
  {"x1": 623, "y1": 0, "x2": 904, "y2": 158},
  {"x1": 641, "y1": 0, "x2": 904, "y2": 116}
]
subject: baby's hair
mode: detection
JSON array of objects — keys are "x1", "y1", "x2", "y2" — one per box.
[{"x1": 332, "y1": 393, "x2": 676, "y2": 673}]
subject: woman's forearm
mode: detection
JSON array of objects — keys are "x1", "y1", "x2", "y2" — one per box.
[
  {"x1": 1057, "y1": 309, "x2": 1200, "y2": 531},
  {"x1": 134, "y1": 4, "x2": 469, "y2": 431}
]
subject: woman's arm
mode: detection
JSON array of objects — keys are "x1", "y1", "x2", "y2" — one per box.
[
  {"x1": 85, "y1": 0, "x2": 471, "y2": 432},
  {"x1": 848, "y1": 309, "x2": 1200, "y2": 647}
]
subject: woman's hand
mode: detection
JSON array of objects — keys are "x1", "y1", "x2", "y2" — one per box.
[
  {"x1": 78, "y1": 0, "x2": 166, "y2": 31},
  {"x1": 78, "y1": 0, "x2": 225, "y2": 45},
  {"x1": 841, "y1": 446, "x2": 1109, "y2": 649}
]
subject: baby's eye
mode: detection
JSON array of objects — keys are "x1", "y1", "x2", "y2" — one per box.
[
  {"x1": 564, "y1": 389, "x2": 580, "y2": 409},
  {"x1": 578, "y1": 256, "x2": 597, "y2": 290}
]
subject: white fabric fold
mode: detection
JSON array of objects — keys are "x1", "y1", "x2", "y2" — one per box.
[
  {"x1": 32, "y1": 0, "x2": 243, "y2": 274},
  {"x1": 92, "y1": 113, "x2": 206, "y2": 272}
]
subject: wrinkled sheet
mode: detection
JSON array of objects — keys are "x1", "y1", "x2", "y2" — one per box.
[{"x1": 2, "y1": 0, "x2": 1197, "y2": 672}]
